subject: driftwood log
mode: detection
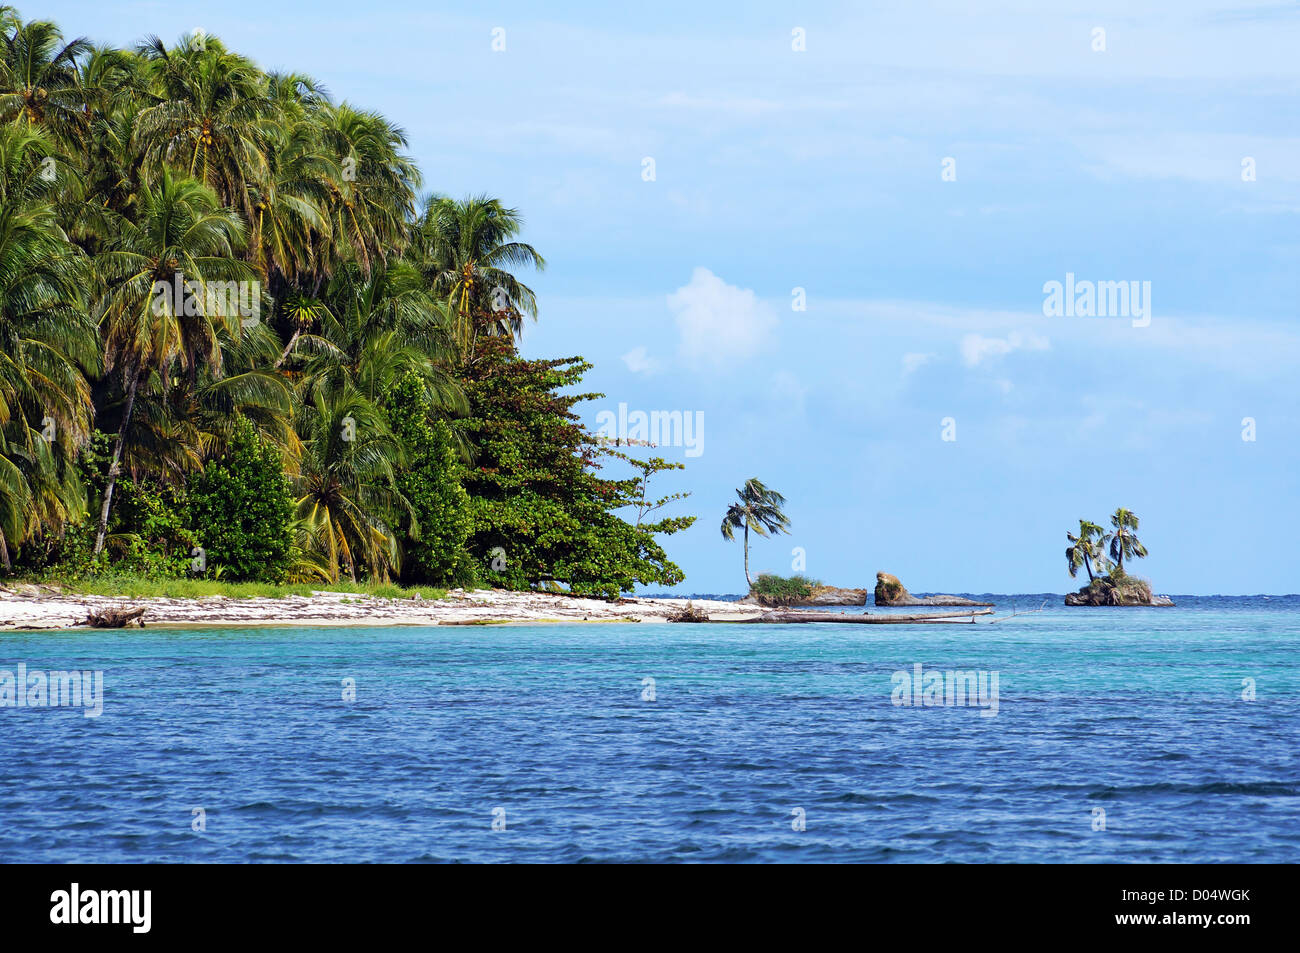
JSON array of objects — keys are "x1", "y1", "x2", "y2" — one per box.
[
  {"x1": 756, "y1": 608, "x2": 993, "y2": 624},
  {"x1": 667, "y1": 601, "x2": 710, "y2": 623},
  {"x1": 85, "y1": 606, "x2": 147, "y2": 628}
]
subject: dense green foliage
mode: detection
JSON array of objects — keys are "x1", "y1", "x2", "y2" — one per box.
[
  {"x1": 749, "y1": 573, "x2": 818, "y2": 607},
  {"x1": 385, "y1": 373, "x2": 475, "y2": 587},
  {"x1": 0, "y1": 10, "x2": 694, "y2": 597},
  {"x1": 186, "y1": 417, "x2": 294, "y2": 581},
  {"x1": 460, "y1": 338, "x2": 691, "y2": 599}
]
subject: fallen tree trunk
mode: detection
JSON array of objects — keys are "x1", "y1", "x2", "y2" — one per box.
[
  {"x1": 756, "y1": 608, "x2": 993, "y2": 624},
  {"x1": 667, "y1": 601, "x2": 710, "y2": 623},
  {"x1": 85, "y1": 606, "x2": 147, "y2": 628}
]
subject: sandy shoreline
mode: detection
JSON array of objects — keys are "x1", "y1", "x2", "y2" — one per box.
[{"x1": 0, "y1": 588, "x2": 764, "y2": 631}]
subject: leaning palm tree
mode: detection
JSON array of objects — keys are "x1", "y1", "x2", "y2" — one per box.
[
  {"x1": 0, "y1": 448, "x2": 26, "y2": 571},
  {"x1": 126, "y1": 321, "x2": 298, "y2": 479},
  {"x1": 1065, "y1": 519, "x2": 1106, "y2": 582},
  {"x1": 1106, "y1": 507, "x2": 1147, "y2": 574},
  {"x1": 719, "y1": 478, "x2": 790, "y2": 588},
  {"x1": 91, "y1": 167, "x2": 254, "y2": 554}
]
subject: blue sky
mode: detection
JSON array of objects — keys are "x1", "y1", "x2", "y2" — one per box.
[{"x1": 42, "y1": 1, "x2": 1300, "y2": 594}]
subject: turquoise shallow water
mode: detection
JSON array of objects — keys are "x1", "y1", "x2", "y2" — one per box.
[{"x1": 1, "y1": 595, "x2": 1298, "y2": 862}]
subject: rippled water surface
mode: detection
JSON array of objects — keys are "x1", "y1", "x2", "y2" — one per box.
[{"x1": 2, "y1": 596, "x2": 1298, "y2": 862}]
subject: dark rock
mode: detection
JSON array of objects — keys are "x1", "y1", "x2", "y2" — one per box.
[
  {"x1": 874, "y1": 572, "x2": 991, "y2": 607},
  {"x1": 798, "y1": 586, "x2": 868, "y2": 606},
  {"x1": 1064, "y1": 574, "x2": 1173, "y2": 606},
  {"x1": 1065, "y1": 589, "x2": 1174, "y2": 607}
]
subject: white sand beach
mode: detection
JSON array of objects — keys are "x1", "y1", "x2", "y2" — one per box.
[{"x1": 0, "y1": 587, "x2": 763, "y2": 630}]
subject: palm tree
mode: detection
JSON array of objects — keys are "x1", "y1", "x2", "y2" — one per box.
[
  {"x1": 91, "y1": 168, "x2": 254, "y2": 553},
  {"x1": 0, "y1": 123, "x2": 96, "y2": 570},
  {"x1": 1065, "y1": 519, "x2": 1105, "y2": 582},
  {"x1": 292, "y1": 386, "x2": 407, "y2": 582},
  {"x1": 289, "y1": 262, "x2": 463, "y2": 411},
  {"x1": 1106, "y1": 507, "x2": 1147, "y2": 574},
  {"x1": 413, "y1": 194, "x2": 544, "y2": 352},
  {"x1": 312, "y1": 102, "x2": 419, "y2": 278},
  {"x1": 719, "y1": 478, "x2": 790, "y2": 588},
  {"x1": 0, "y1": 14, "x2": 93, "y2": 152},
  {"x1": 246, "y1": 108, "x2": 328, "y2": 289},
  {"x1": 133, "y1": 33, "x2": 271, "y2": 220},
  {"x1": 70, "y1": 66, "x2": 149, "y2": 238},
  {"x1": 125, "y1": 322, "x2": 297, "y2": 479}
]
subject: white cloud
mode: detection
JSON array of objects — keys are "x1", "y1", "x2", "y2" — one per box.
[
  {"x1": 960, "y1": 330, "x2": 1051, "y2": 367},
  {"x1": 621, "y1": 345, "x2": 661, "y2": 374},
  {"x1": 902, "y1": 352, "x2": 937, "y2": 374},
  {"x1": 668, "y1": 267, "x2": 777, "y2": 368}
]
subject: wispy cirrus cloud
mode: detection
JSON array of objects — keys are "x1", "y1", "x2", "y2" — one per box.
[{"x1": 960, "y1": 330, "x2": 1051, "y2": 367}]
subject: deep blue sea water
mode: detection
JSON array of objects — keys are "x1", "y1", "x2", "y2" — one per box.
[{"x1": 2, "y1": 595, "x2": 1298, "y2": 863}]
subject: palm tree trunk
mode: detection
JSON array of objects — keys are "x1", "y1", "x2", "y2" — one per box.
[
  {"x1": 743, "y1": 524, "x2": 751, "y2": 588},
  {"x1": 1083, "y1": 554, "x2": 1094, "y2": 582},
  {"x1": 0, "y1": 527, "x2": 11, "y2": 574},
  {"x1": 93, "y1": 368, "x2": 141, "y2": 556},
  {"x1": 274, "y1": 329, "x2": 300, "y2": 369}
]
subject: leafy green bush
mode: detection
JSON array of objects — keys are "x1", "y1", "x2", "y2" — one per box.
[
  {"x1": 186, "y1": 417, "x2": 295, "y2": 582},
  {"x1": 115, "y1": 479, "x2": 195, "y2": 576},
  {"x1": 460, "y1": 338, "x2": 691, "y2": 600},
  {"x1": 41, "y1": 478, "x2": 195, "y2": 579},
  {"x1": 750, "y1": 573, "x2": 819, "y2": 606},
  {"x1": 20, "y1": 524, "x2": 96, "y2": 580},
  {"x1": 28, "y1": 432, "x2": 194, "y2": 580},
  {"x1": 383, "y1": 374, "x2": 477, "y2": 587}
]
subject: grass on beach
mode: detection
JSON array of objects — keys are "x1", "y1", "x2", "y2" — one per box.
[{"x1": 22, "y1": 576, "x2": 448, "y2": 602}]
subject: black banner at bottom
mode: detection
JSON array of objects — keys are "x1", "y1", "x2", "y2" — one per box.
[{"x1": 0, "y1": 863, "x2": 1285, "y2": 941}]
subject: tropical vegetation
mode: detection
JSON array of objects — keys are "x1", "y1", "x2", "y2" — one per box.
[
  {"x1": 1065, "y1": 508, "x2": 1153, "y2": 603},
  {"x1": 720, "y1": 478, "x2": 790, "y2": 588},
  {"x1": 0, "y1": 10, "x2": 693, "y2": 596},
  {"x1": 748, "y1": 572, "x2": 818, "y2": 607}
]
